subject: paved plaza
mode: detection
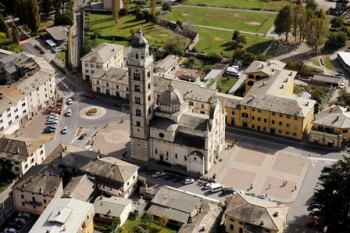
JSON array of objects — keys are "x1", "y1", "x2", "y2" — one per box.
[
  {"x1": 91, "y1": 120, "x2": 130, "y2": 158},
  {"x1": 208, "y1": 142, "x2": 309, "y2": 203}
]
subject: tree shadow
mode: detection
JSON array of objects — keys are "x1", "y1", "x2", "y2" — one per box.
[
  {"x1": 274, "y1": 41, "x2": 303, "y2": 57},
  {"x1": 245, "y1": 40, "x2": 272, "y2": 54}
]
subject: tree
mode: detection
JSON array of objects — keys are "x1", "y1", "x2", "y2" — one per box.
[
  {"x1": 150, "y1": 0, "x2": 156, "y2": 17},
  {"x1": 183, "y1": 57, "x2": 196, "y2": 68},
  {"x1": 297, "y1": 5, "x2": 307, "y2": 42},
  {"x1": 27, "y1": 0, "x2": 41, "y2": 32},
  {"x1": 305, "y1": 18, "x2": 328, "y2": 54},
  {"x1": 159, "y1": 215, "x2": 169, "y2": 228},
  {"x1": 112, "y1": 0, "x2": 121, "y2": 25},
  {"x1": 0, "y1": 14, "x2": 11, "y2": 39},
  {"x1": 330, "y1": 17, "x2": 344, "y2": 29},
  {"x1": 110, "y1": 217, "x2": 121, "y2": 232},
  {"x1": 41, "y1": 0, "x2": 52, "y2": 16},
  {"x1": 161, "y1": 2, "x2": 172, "y2": 12},
  {"x1": 232, "y1": 30, "x2": 240, "y2": 41},
  {"x1": 163, "y1": 41, "x2": 182, "y2": 55},
  {"x1": 10, "y1": 22, "x2": 19, "y2": 44},
  {"x1": 81, "y1": 37, "x2": 92, "y2": 57},
  {"x1": 306, "y1": 0, "x2": 318, "y2": 18},
  {"x1": 122, "y1": 0, "x2": 129, "y2": 15},
  {"x1": 313, "y1": 156, "x2": 350, "y2": 232},
  {"x1": 274, "y1": 5, "x2": 292, "y2": 41},
  {"x1": 207, "y1": 52, "x2": 222, "y2": 63},
  {"x1": 325, "y1": 31, "x2": 348, "y2": 50}
]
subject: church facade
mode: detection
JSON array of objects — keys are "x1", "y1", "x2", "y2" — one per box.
[{"x1": 128, "y1": 30, "x2": 225, "y2": 175}]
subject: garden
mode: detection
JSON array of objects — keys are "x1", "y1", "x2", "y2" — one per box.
[{"x1": 216, "y1": 76, "x2": 238, "y2": 93}]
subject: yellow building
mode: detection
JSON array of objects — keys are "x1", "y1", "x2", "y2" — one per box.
[
  {"x1": 218, "y1": 60, "x2": 315, "y2": 140},
  {"x1": 309, "y1": 105, "x2": 350, "y2": 147},
  {"x1": 224, "y1": 194, "x2": 289, "y2": 233}
]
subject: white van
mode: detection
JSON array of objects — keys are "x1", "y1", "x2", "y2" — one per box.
[
  {"x1": 226, "y1": 66, "x2": 240, "y2": 76},
  {"x1": 209, "y1": 183, "x2": 223, "y2": 193}
]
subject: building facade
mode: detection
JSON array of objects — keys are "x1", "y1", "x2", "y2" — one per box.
[
  {"x1": 29, "y1": 198, "x2": 95, "y2": 233},
  {"x1": 224, "y1": 194, "x2": 289, "y2": 233},
  {"x1": 128, "y1": 30, "x2": 225, "y2": 174},
  {"x1": 81, "y1": 43, "x2": 124, "y2": 81},
  {"x1": 0, "y1": 135, "x2": 46, "y2": 176},
  {"x1": 309, "y1": 105, "x2": 350, "y2": 147},
  {"x1": 91, "y1": 67, "x2": 129, "y2": 99},
  {"x1": 220, "y1": 60, "x2": 315, "y2": 140},
  {"x1": 12, "y1": 173, "x2": 63, "y2": 215}
]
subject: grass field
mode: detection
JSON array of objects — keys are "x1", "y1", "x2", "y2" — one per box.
[
  {"x1": 120, "y1": 216, "x2": 177, "y2": 233},
  {"x1": 185, "y1": 0, "x2": 289, "y2": 11},
  {"x1": 85, "y1": 13, "x2": 189, "y2": 48},
  {"x1": 324, "y1": 56, "x2": 336, "y2": 71},
  {"x1": 216, "y1": 77, "x2": 238, "y2": 93},
  {"x1": 162, "y1": 6, "x2": 276, "y2": 34},
  {"x1": 195, "y1": 27, "x2": 272, "y2": 56}
]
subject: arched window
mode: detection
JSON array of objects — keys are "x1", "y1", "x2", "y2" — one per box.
[{"x1": 136, "y1": 54, "x2": 139, "y2": 59}]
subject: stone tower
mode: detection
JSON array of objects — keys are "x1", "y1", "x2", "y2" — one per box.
[{"x1": 128, "y1": 29, "x2": 154, "y2": 161}]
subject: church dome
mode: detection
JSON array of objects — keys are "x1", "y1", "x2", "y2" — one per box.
[
  {"x1": 159, "y1": 84, "x2": 183, "y2": 107},
  {"x1": 131, "y1": 29, "x2": 149, "y2": 48}
]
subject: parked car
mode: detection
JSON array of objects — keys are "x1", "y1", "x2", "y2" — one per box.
[
  {"x1": 7, "y1": 222, "x2": 21, "y2": 230},
  {"x1": 322, "y1": 165, "x2": 334, "y2": 173},
  {"x1": 209, "y1": 183, "x2": 223, "y2": 193},
  {"x1": 46, "y1": 125, "x2": 56, "y2": 130},
  {"x1": 14, "y1": 217, "x2": 27, "y2": 225},
  {"x1": 183, "y1": 178, "x2": 195, "y2": 185},
  {"x1": 308, "y1": 203, "x2": 322, "y2": 211},
  {"x1": 47, "y1": 119, "x2": 58, "y2": 124},
  {"x1": 61, "y1": 127, "x2": 68, "y2": 134},
  {"x1": 43, "y1": 127, "x2": 55, "y2": 133},
  {"x1": 152, "y1": 171, "x2": 166, "y2": 178},
  {"x1": 221, "y1": 187, "x2": 236, "y2": 196},
  {"x1": 311, "y1": 208, "x2": 321, "y2": 215},
  {"x1": 172, "y1": 176, "x2": 183, "y2": 183},
  {"x1": 78, "y1": 133, "x2": 87, "y2": 140},
  {"x1": 67, "y1": 98, "x2": 73, "y2": 105},
  {"x1": 203, "y1": 182, "x2": 214, "y2": 190},
  {"x1": 3, "y1": 228, "x2": 17, "y2": 233},
  {"x1": 66, "y1": 109, "x2": 72, "y2": 117},
  {"x1": 18, "y1": 212, "x2": 32, "y2": 220}
]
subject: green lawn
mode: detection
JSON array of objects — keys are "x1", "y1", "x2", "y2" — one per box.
[
  {"x1": 185, "y1": 0, "x2": 289, "y2": 11},
  {"x1": 120, "y1": 216, "x2": 177, "y2": 233},
  {"x1": 85, "y1": 13, "x2": 189, "y2": 49},
  {"x1": 162, "y1": 6, "x2": 276, "y2": 34},
  {"x1": 56, "y1": 51, "x2": 65, "y2": 61},
  {"x1": 324, "y1": 56, "x2": 336, "y2": 71},
  {"x1": 216, "y1": 76, "x2": 238, "y2": 93},
  {"x1": 194, "y1": 27, "x2": 272, "y2": 56}
]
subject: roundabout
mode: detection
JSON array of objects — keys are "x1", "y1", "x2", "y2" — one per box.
[{"x1": 79, "y1": 106, "x2": 106, "y2": 120}]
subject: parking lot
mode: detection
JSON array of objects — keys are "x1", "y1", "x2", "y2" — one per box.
[{"x1": 0, "y1": 212, "x2": 37, "y2": 233}]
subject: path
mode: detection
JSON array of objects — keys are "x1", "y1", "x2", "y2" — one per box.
[{"x1": 190, "y1": 24, "x2": 266, "y2": 36}]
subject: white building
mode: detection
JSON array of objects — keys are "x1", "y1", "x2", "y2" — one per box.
[
  {"x1": 0, "y1": 135, "x2": 46, "y2": 176},
  {"x1": 91, "y1": 67, "x2": 129, "y2": 99},
  {"x1": 128, "y1": 30, "x2": 226, "y2": 175},
  {"x1": 29, "y1": 198, "x2": 95, "y2": 233},
  {"x1": 0, "y1": 53, "x2": 56, "y2": 134},
  {"x1": 93, "y1": 196, "x2": 132, "y2": 225},
  {"x1": 15, "y1": 55, "x2": 56, "y2": 118},
  {"x1": 81, "y1": 43, "x2": 124, "y2": 81},
  {"x1": 0, "y1": 86, "x2": 29, "y2": 134}
]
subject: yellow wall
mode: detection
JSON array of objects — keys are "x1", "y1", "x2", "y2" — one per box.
[
  {"x1": 224, "y1": 105, "x2": 313, "y2": 140},
  {"x1": 245, "y1": 71, "x2": 268, "y2": 93},
  {"x1": 225, "y1": 216, "x2": 282, "y2": 233},
  {"x1": 84, "y1": 217, "x2": 94, "y2": 233}
]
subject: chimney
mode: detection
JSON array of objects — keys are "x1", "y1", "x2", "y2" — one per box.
[
  {"x1": 262, "y1": 81, "x2": 266, "y2": 86},
  {"x1": 284, "y1": 78, "x2": 288, "y2": 83},
  {"x1": 273, "y1": 211, "x2": 279, "y2": 217},
  {"x1": 260, "y1": 220, "x2": 264, "y2": 226},
  {"x1": 305, "y1": 101, "x2": 309, "y2": 106},
  {"x1": 289, "y1": 71, "x2": 293, "y2": 76},
  {"x1": 280, "y1": 84, "x2": 284, "y2": 89},
  {"x1": 17, "y1": 147, "x2": 20, "y2": 154}
]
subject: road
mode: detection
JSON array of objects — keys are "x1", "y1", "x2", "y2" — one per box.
[{"x1": 71, "y1": 0, "x2": 85, "y2": 70}]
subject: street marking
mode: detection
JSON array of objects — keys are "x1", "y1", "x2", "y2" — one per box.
[
  {"x1": 308, "y1": 157, "x2": 338, "y2": 162},
  {"x1": 38, "y1": 134, "x2": 53, "y2": 141}
]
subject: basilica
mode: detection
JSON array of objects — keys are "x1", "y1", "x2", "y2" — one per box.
[{"x1": 128, "y1": 30, "x2": 226, "y2": 175}]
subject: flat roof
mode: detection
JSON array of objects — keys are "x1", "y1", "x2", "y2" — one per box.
[
  {"x1": 29, "y1": 198, "x2": 93, "y2": 233},
  {"x1": 338, "y1": 51, "x2": 350, "y2": 67}
]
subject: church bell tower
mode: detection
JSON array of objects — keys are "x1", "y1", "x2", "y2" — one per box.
[{"x1": 128, "y1": 29, "x2": 154, "y2": 161}]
